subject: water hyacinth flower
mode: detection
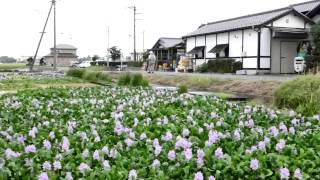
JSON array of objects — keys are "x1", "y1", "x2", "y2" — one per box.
[
  {"x1": 163, "y1": 131, "x2": 173, "y2": 141},
  {"x1": 140, "y1": 133, "x2": 147, "y2": 140},
  {"x1": 17, "y1": 135, "x2": 26, "y2": 145},
  {"x1": 182, "y1": 128, "x2": 190, "y2": 137},
  {"x1": 5, "y1": 148, "x2": 21, "y2": 159},
  {"x1": 276, "y1": 139, "x2": 286, "y2": 152},
  {"x1": 206, "y1": 130, "x2": 220, "y2": 146},
  {"x1": 289, "y1": 127, "x2": 295, "y2": 135},
  {"x1": 250, "y1": 159, "x2": 259, "y2": 171},
  {"x1": 125, "y1": 138, "x2": 134, "y2": 148},
  {"x1": 184, "y1": 148, "x2": 193, "y2": 160},
  {"x1": 154, "y1": 145, "x2": 162, "y2": 157},
  {"x1": 49, "y1": 131, "x2": 55, "y2": 139},
  {"x1": 38, "y1": 172, "x2": 49, "y2": 180},
  {"x1": 61, "y1": 136, "x2": 70, "y2": 152},
  {"x1": 194, "y1": 171, "x2": 203, "y2": 180},
  {"x1": 93, "y1": 150, "x2": 100, "y2": 161},
  {"x1": 42, "y1": 161, "x2": 52, "y2": 171},
  {"x1": 101, "y1": 146, "x2": 109, "y2": 155},
  {"x1": 79, "y1": 163, "x2": 90, "y2": 174},
  {"x1": 294, "y1": 168, "x2": 303, "y2": 180},
  {"x1": 168, "y1": 150, "x2": 176, "y2": 161},
  {"x1": 233, "y1": 129, "x2": 241, "y2": 141},
  {"x1": 65, "y1": 172, "x2": 73, "y2": 180},
  {"x1": 82, "y1": 149, "x2": 89, "y2": 158},
  {"x1": 102, "y1": 160, "x2": 111, "y2": 170},
  {"x1": 25, "y1": 158, "x2": 33, "y2": 167},
  {"x1": 128, "y1": 169, "x2": 137, "y2": 180},
  {"x1": 208, "y1": 176, "x2": 216, "y2": 180},
  {"x1": 258, "y1": 141, "x2": 266, "y2": 151},
  {"x1": 53, "y1": 161, "x2": 62, "y2": 171},
  {"x1": 28, "y1": 127, "x2": 38, "y2": 138},
  {"x1": 215, "y1": 147, "x2": 224, "y2": 159},
  {"x1": 279, "y1": 167, "x2": 290, "y2": 179},
  {"x1": 43, "y1": 140, "x2": 52, "y2": 150},
  {"x1": 25, "y1": 145, "x2": 37, "y2": 154},
  {"x1": 151, "y1": 159, "x2": 160, "y2": 168}
]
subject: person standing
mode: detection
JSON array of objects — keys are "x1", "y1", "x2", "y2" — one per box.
[{"x1": 148, "y1": 51, "x2": 156, "y2": 73}]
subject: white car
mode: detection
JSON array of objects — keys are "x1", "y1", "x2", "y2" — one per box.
[{"x1": 77, "y1": 61, "x2": 91, "y2": 68}]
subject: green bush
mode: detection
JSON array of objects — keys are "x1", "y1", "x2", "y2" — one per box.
[
  {"x1": 128, "y1": 61, "x2": 143, "y2": 67},
  {"x1": 118, "y1": 73, "x2": 131, "y2": 86},
  {"x1": 82, "y1": 71, "x2": 110, "y2": 83},
  {"x1": 197, "y1": 59, "x2": 242, "y2": 73},
  {"x1": 177, "y1": 85, "x2": 188, "y2": 94},
  {"x1": 118, "y1": 73, "x2": 149, "y2": 87},
  {"x1": 274, "y1": 75, "x2": 320, "y2": 116},
  {"x1": 66, "y1": 68, "x2": 86, "y2": 78}
]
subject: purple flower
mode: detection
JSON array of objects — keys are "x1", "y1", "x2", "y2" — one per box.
[
  {"x1": 280, "y1": 167, "x2": 290, "y2": 179},
  {"x1": 269, "y1": 126, "x2": 279, "y2": 137},
  {"x1": 194, "y1": 171, "x2": 203, "y2": 180},
  {"x1": 154, "y1": 145, "x2": 162, "y2": 157},
  {"x1": 82, "y1": 149, "x2": 89, "y2": 158},
  {"x1": 102, "y1": 160, "x2": 111, "y2": 170},
  {"x1": 206, "y1": 130, "x2": 219, "y2": 146},
  {"x1": 28, "y1": 127, "x2": 38, "y2": 138},
  {"x1": 168, "y1": 150, "x2": 176, "y2": 161},
  {"x1": 25, "y1": 158, "x2": 33, "y2": 167},
  {"x1": 182, "y1": 128, "x2": 190, "y2": 137},
  {"x1": 294, "y1": 168, "x2": 302, "y2": 180},
  {"x1": 43, "y1": 140, "x2": 51, "y2": 150},
  {"x1": 53, "y1": 161, "x2": 61, "y2": 171},
  {"x1": 61, "y1": 137, "x2": 70, "y2": 152},
  {"x1": 17, "y1": 135, "x2": 26, "y2": 144},
  {"x1": 5, "y1": 148, "x2": 20, "y2": 159},
  {"x1": 65, "y1": 172, "x2": 73, "y2": 180},
  {"x1": 79, "y1": 163, "x2": 90, "y2": 174},
  {"x1": 289, "y1": 127, "x2": 295, "y2": 135},
  {"x1": 128, "y1": 169, "x2": 137, "y2": 180},
  {"x1": 49, "y1": 131, "x2": 55, "y2": 139},
  {"x1": 276, "y1": 139, "x2": 286, "y2": 152},
  {"x1": 208, "y1": 176, "x2": 216, "y2": 180},
  {"x1": 234, "y1": 129, "x2": 241, "y2": 141},
  {"x1": 258, "y1": 141, "x2": 266, "y2": 151},
  {"x1": 102, "y1": 146, "x2": 109, "y2": 154},
  {"x1": 175, "y1": 137, "x2": 192, "y2": 150},
  {"x1": 125, "y1": 138, "x2": 134, "y2": 148},
  {"x1": 197, "y1": 149, "x2": 205, "y2": 159},
  {"x1": 250, "y1": 159, "x2": 259, "y2": 171},
  {"x1": 152, "y1": 159, "x2": 161, "y2": 168},
  {"x1": 42, "y1": 161, "x2": 51, "y2": 171},
  {"x1": 197, "y1": 158, "x2": 204, "y2": 168},
  {"x1": 215, "y1": 147, "x2": 224, "y2": 159},
  {"x1": 93, "y1": 150, "x2": 100, "y2": 160},
  {"x1": 163, "y1": 132, "x2": 173, "y2": 141},
  {"x1": 140, "y1": 133, "x2": 147, "y2": 140},
  {"x1": 184, "y1": 148, "x2": 193, "y2": 160},
  {"x1": 38, "y1": 172, "x2": 49, "y2": 180},
  {"x1": 25, "y1": 145, "x2": 37, "y2": 153}
]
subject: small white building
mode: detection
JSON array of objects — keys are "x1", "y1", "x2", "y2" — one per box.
[
  {"x1": 44, "y1": 44, "x2": 78, "y2": 67},
  {"x1": 183, "y1": 0, "x2": 320, "y2": 74}
]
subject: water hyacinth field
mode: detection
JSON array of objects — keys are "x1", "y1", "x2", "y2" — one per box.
[{"x1": 0, "y1": 86, "x2": 320, "y2": 179}]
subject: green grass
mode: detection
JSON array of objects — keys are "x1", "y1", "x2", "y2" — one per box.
[
  {"x1": 0, "y1": 76, "x2": 86, "y2": 91},
  {"x1": 212, "y1": 92, "x2": 235, "y2": 99},
  {"x1": 274, "y1": 75, "x2": 320, "y2": 116},
  {"x1": 86, "y1": 66, "x2": 105, "y2": 72},
  {"x1": 0, "y1": 63, "x2": 26, "y2": 70},
  {"x1": 118, "y1": 73, "x2": 149, "y2": 87}
]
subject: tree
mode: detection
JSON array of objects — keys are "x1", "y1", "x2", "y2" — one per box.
[
  {"x1": 92, "y1": 55, "x2": 100, "y2": 62},
  {"x1": 108, "y1": 46, "x2": 121, "y2": 61},
  {"x1": 311, "y1": 23, "x2": 320, "y2": 55},
  {"x1": 0, "y1": 56, "x2": 17, "y2": 63}
]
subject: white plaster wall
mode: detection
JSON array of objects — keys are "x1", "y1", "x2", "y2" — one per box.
[
  {"x1": 229, "y1": 30, "x2": 243, "y2": 57},
  {"x1": 243, "y1": 58, "x2": 257, "y2": 69},
  {"x1": 206, "y1": 34, "x2": 217, "y2": 58},
  {"x1": 243, "y1": 29, "x2": 258, "y2": 56},
  {"x1": 260, "y1": 58, "x2": 271, "y2": 69},
  {"x1": 196, "y1": 36, "x2": 206, "y2": 46},
  {"x1": 260, "y1": 28, "x2": 271, "y2": 57},
  {"x1": 273, "y1": 13, "x2": 306, "y2": 28},
  {"x1": 186, "y1": 37, "x2": 196, "y2": 53},
  {"x1": 217, "y1": 32, "x2": 229, "y2": 44}
]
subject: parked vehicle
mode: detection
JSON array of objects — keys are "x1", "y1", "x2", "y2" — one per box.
[{"x1": 77, "y1": 61, "x2": 91, "y2": 68}]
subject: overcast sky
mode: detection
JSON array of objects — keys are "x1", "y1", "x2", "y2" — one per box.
[{"x1": 0, "y1": 0, "x2": 309, "y2": 58}]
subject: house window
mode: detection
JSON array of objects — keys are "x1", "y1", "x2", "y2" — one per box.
[{"x1": 195, "y1": 49, "x2": 204, "y2": 59}]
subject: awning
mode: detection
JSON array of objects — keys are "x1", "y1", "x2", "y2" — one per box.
[
  {"x1": 209, "y1": 44, "x2": 229, "y2": 53},
  {"x1": 272, "y1": 28, "x2": 308, "y2": 39},
  {"x1": 187, "y1": 46, "x2": 205, "y2": 54}
]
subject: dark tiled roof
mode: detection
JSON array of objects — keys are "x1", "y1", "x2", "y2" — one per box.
[
  {"x1": 152, "y1": 38, "x2": 184, "y2": 49},
  {"x1": 184, "y1": 0, "x2": 320, "y2": 37},
  {"x1": 50, "y1": 44, "x2": 77, "y2": 50}
]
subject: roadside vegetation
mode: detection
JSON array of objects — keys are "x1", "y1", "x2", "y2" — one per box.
[
  {"x1": 0, "y1": 63, "x2": 27, "y2": 71},
  {"x1": 66, "y1": 68, "x2": 111, "y2": 85},
  {"x1": 0, "y1": 76, "x2": 90, "y2": 91},
  {"x1": 118, "y1": 73, "x2": 149, "y2": 87},
  {"x1": 274, "y1": 75, "x2": 320, "y2": 116}
]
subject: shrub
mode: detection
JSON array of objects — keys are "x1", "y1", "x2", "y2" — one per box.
[
  {"x1": 82, "y1": 71, "x2": 110, "y2": 83},
  {"x1": 177, "y1": 85, "x2": 188, "y2": 94},
  {"x1": 118, "y1": 73, "x2": 132, "y2": 86},
  {"x1": 274, "y1": 75, "x2": 320, "y2": 116},
  {"x1": 90, "y1": 62, "x2": 97, "y2": 66},
  {"x1": 118, "y1": 73, "x2": 149, "y2": 87},
  {"x1": 66, "y1": 68, "x2": 86, "y2": 78},
  {"x1": 128, "y1": 61, "x2": 143, "y2": 67},
  {"x1": 197, "y1": 59, "x2": 242, "y2": 73}
]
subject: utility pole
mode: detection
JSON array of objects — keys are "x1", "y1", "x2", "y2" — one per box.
[
  {"x1": 143, "y1": 30, "x2": 145, "y2": 52},
  {"x1": 129, "y1": 6, "x2": 137, "y2": 62},
  {"x1": 53, "y1": 0, "x2": 57, "y2": 71},
  {"x1": 107, "y1": 26, "x2": 110, "y2": 67},
  {"x1": 30, "y1": 1, "x2": 54, "y2": 72}
]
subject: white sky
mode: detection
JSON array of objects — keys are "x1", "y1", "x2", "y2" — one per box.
[{"x1": 0, "y1": 0, "x2": 308, "y2": 58}]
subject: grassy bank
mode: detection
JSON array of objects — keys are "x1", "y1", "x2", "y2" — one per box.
[
  {"x1": 274, "y1": 75, "x2": 320, "y2": 116},
  {"x1": 0, "y1": 63, "x2": 26, "y2": 70}
]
